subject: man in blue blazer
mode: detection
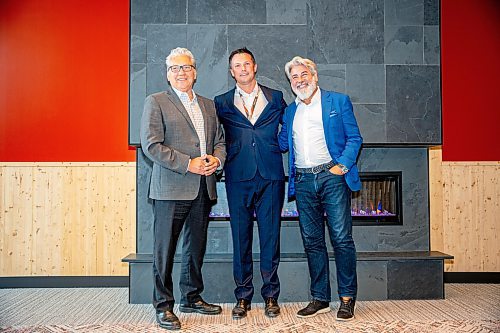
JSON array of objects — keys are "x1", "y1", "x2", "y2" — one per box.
[
  {"x1": 214, "y1": 48, "x2": 287, "y2": 319},
  {"x1": 278, "y1": 56, "x2": 363, "y2": 321}
]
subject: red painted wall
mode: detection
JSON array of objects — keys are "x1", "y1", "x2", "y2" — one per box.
[
  {"x1": 0, "y1": 0, "x2": 134, "y2": 162},
  {"x1": 441, "y1": 0, "x2": 500, "y2": 161},
  {"x1": 1, "y1": 1, "x2": 498, "y2": 162}
]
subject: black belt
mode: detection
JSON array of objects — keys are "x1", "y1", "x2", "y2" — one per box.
[{"x1": 296, "y1": 161, "x2": 335, "y2": 174}]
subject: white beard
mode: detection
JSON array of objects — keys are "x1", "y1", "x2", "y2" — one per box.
[{"x1": 292, "y1": 80, "x2": 318, "y2": 101}]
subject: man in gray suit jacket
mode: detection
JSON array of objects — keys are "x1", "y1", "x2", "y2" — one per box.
[{"x1": 140, "y1": 47, "x2": 226, "y2": 331}]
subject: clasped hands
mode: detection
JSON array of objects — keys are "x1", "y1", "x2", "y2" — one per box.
[{"x1": 188, "y1": 155, "x2": 220, "y2": 176}]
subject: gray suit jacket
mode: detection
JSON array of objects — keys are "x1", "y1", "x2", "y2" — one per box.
[{"x1": 140, "y1": 88, "x2": 226, "y2": 200}]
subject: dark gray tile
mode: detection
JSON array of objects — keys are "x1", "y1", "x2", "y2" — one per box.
[
  {"x1": 424, "y1": 0, "x2": 439, "y2": 25},
  {"x1": 308, "y1": 0, "x2": 384, "y2": 64},
  {"x1": 385, "y1": 26, "x2": 423, "y2": 64},
  {"x1": 146, "y1": 25, "x2": 187, "y2": 64},
  {"x1": 137, "y1": 149, "x2": 154, "y2": 253},
  {"x1": 188, "y1": 0, "x2": 266, "y2": 24},
  {"x1": 211, "y1": 182, "x2": 229, "y2": 218},
  {"x1": 357, "y1": 148, "x2": 430, "y2": 251},
  {"x1": 378, "y1": 226, "x2": 429, "y2": 251},
  {"x1": 387, "y1": 260, "x2": 443, "y2": 299},
  {"x1": 280, "y1": 223, "x2": 304, "y2": 253},
  {"x1": 187, "y1": 25, "x2": 229, "y2": 98},
  {"x1": 278, "y1": 261, "x2": 312, "y2": 302},
  {"x1": 266, "y1": 0, "x2": 306, "y2": 24},
  {"x1": 357, "y1": 261, "x2": 388, "y2": 300},
  {"x1": 353, "y1": 225, "x2": 383, "y2": 251},
  {"x1": 424, "y1": 26, "x2": 440, "y2": 64},
  {"x1": 196, "y1": 261, "x2": 237, "y2": 301},
  {"x1": 317, "y1": 64, "x2": 346, "y2": 94},
  {"x1": 346, "y1": 65, "x2": 385, "y2": 102},
  {"x1": 131, "y1": 0, "x2": 186, "y2": 24},
  {"x1": 206, "y1": 222, "x2": 231, "y2": 254},
  {"x1": 131, "y1": 25, "x2": 147, "y2": 63},
  {"x1": 146, "y1": 63, "x2": 169, "y2": 96},
  {"x1": 385, "y1": 0, "x2": 424, "y2": 26},
  {"x1": 228, "y1": 25, "x2": 307, "y2": 103},
  {"x1": 386, "y1": 65, "x2": 441, "y2": 143},
  {"x1": 129, "y1": 263, "x2": 153, "y2": 304},
  {"x1": 129, "y1": 64, "x2": 147, "y2": 145},
  {"x1": 353, "y1": 104, "x2": 386, "y2": 143},
  {"x1": 329, "y1": 260, "x2": 388, "y2": 300}
]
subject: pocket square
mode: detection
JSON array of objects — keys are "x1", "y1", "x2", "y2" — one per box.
[{"x1": 329, "y1": 109, "x2": 338, "y2": 117}]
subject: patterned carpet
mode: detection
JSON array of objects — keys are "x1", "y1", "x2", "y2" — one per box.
[{"x1": 1, "y1": 284, "x2": 499, "y2": 332}]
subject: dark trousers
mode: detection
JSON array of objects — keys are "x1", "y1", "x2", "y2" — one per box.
[
  {"x1": 226, "y1": 171, "x2": 285, "y2": 301},
  {"x1": 152, "y1": 177, "x2": 211, "y2": 311}
]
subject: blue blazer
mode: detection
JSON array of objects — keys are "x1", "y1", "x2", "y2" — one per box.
[
  {"x1": 215, "y1": 85, "x2": 287, "y2": 182},
  {"x1": 278, "y1": 89, "x2": 363, "y2": 198}
]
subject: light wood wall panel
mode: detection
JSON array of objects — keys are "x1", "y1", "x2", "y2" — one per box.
[
  {"x1": 429, "y1": 148, "x2": 499, "y2": 272},
  {"x1": 0, "y1": 163, "x2": 136, "y2": 276},
  {"x1": 1, "y1": 155, "x2": 498, "y2": 276}
]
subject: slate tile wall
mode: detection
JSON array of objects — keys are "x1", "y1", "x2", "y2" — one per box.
[{"x1": 129, "y1": 0, "x2": 441, "y2": 145}]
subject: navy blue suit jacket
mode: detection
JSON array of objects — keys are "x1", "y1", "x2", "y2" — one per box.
[
  {"x1": 215, "y1": 85, "x2": 287, "y2": 183},
  {"x1": 278, "y1": 89, "x2": 363, "y2": 198}
]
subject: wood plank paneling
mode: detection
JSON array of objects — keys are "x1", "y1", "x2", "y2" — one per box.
[
  {"x1": 1, "y1": 156, "x2": 498, "y2": 276},
  {"x1": 429, "y1": 148, "x2": 500, "y2": 272},
  {"x1": 0, "y1": 163, "x2": 136, "y2": 276}
]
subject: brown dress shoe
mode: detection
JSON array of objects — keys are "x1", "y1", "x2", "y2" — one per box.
[
  {"x1": 156, "y1": 310, "x2": 181, "y2": 330},
  {"x1": 264, "y1": 297, "x2": 280, "y2": 317},
  {"x1": 232, "y1": 299, "x2": 251, "y2": 319}
]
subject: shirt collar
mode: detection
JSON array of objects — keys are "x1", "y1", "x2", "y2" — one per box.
[
  {"x1": 172, "y1": 86, "x2": 197, "y2": 103},
  {"x1": 235, "y1": 82, "x2": 259, "y2": 98}
]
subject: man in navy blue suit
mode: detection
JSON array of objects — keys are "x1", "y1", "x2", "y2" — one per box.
[
  {"x1": 279, "y1": 56, "x2": 363, "y2": 321},
  {"x1": 214, "y1": 48, "x2": 287, "y2": 319}
]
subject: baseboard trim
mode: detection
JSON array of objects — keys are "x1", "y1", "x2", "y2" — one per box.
[
  {"x1": 0, "y1": 276, "x2": 129, "y2": 288},
  {"x1": 1, "y1": 273, "x2": 497, "y2": 288},
  {"x1": 444, "y1": 272, "x2": 500, "y2": 283}
]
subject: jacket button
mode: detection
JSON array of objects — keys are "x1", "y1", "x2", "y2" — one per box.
[{"x1": 252, "y1": 142, "x2": 256, "y2": 147}]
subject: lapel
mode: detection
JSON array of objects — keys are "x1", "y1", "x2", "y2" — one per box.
[
  {"x1": 321, "y1": 89, "x2": 332, "y2": 130},
  {"x1": 164, "y1": 87, "x2": 196, "y2": 131},
  {"x1": 320, "y1": 89, "x2": 333, "y2": 146},
  {"x1": 224, "y1": 87, "x2": 253, "y2": 127},
  {"x1": 287, "y1": 101, "x2": 298, "y2": 139},
  {"x1": 253, "y1": 85, "x2": 274, "y2": 127}
]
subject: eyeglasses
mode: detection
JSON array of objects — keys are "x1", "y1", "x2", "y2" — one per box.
[{"x1": 168, "y1": 64, "x2": 195, "y2": 73}]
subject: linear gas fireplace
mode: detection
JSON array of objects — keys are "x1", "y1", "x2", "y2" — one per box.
[{"x1": 209, "y1": 172, "x2": 403, "y2": 226}]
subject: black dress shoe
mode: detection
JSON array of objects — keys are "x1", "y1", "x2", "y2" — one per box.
[
  {"x1": 179, "y1": 299, "x2": 222, "y2": 315},
  {"x1": 232, "y1": 299, "x2": 251, "y2": 319},
  {"x1": 156, "y1": 310, "x2": 181, "y2": 330},
  {"x1": 264, "y1": 297, "x2": 280, "y2": 318}
]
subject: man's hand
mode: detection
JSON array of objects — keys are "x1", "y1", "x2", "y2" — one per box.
[
  {"x1": 203, "y1": 155, "x2": 220, "y2": 176},
  {"x1": 329, "y1": 165, "x2": 345, "y2": 175},
  {"x1": 188, "y1": 156, "x2": 208, "y2": 175}
]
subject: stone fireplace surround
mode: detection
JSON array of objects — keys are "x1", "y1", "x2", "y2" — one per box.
[{"x1": 123, "y1": 147, "x2": 452, "y2": 303}]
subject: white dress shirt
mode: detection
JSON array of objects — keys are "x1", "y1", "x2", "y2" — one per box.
[
  {"x1": 172, "y1": 87, "x2": 206, "y2": 157},
  {"x1": 234, "y1": 83, "x2": 268, "y2": 125},
  {"x1": 292, "y1": 88, "x2": 332, "y2": 168}
]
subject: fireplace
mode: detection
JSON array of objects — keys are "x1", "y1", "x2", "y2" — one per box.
[{"x1": 210, "y1": 172, "x2": 403, "y2": 226}]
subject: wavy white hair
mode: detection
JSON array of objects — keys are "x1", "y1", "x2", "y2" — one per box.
[
  {"x1": 166, "y1": 47, "x2": 196, "y2": 68},
  {"x1": 284, "y1": 56, "x2": 317, "y2": 79}
]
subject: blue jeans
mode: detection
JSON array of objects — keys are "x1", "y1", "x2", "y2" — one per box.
[{"x1": 295, "y1": 170, "x2": 357, "y2": 301}]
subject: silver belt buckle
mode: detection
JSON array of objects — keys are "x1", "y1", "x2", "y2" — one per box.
[{"x1": 312, "y1": 164, "x2": 322, "y2": 174}]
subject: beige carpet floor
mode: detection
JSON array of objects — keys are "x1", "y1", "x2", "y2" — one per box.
[{"x1": 0, "y1": 284, "x2": 499, "y2": 332}]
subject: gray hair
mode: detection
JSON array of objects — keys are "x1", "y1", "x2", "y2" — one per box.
[
  {"x1": 165, "y1": 47, "x2": 196, "y2": 68},
  {"x1": 284, "y1": 56, "x2": 317, "y2": 79}
]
